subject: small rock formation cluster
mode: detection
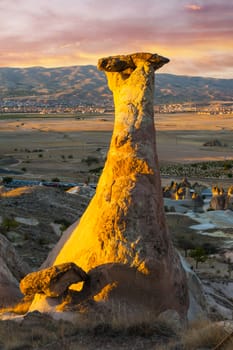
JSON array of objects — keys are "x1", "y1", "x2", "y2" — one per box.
[
  {"x1": 163, "y1": 177, "x2": 203, "y2": 205},
  {"x1": 209, "y1": 185, "x2": 233, "y2": 210},
  {"x1": 37, "y1": 52, "x2": 189, "y2": 320}
]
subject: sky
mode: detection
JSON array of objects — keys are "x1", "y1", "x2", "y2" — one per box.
[{"x1": 0, "y1": 0, "x2": 232, "y2": 78}]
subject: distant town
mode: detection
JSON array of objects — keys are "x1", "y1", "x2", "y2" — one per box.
[
  {"x1": 155, "y1": 102, "x2": 233, "y2": 115},
  {"x1": 0, "y1": 100, "x2": 233, "y2": 115}
]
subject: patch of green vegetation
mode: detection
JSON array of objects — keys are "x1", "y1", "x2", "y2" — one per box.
[
  {"x1": 160, "y1": 160, "x2": 233, "y2": 179},
  {"x1": 51, "y1": 177, "x2": 60, "y2": 182},
  {"x1": 1, "y1": 216, "x2": 19, "y2": 232},
  {"x1": 89, "y1": 166, "x2": 103, "y2": 174},
  {"x1": 167, "y1": 215, "x2": 222, "y2": 258},
  {"x1": 201, "y1": 164, "x2": 207, "y2": 170},
  {"x1": 2, "y1": 176, "x2": 13, "y2": 184},
  {"x1": 190, "y1": 247, "x2": 208, "y2": 268},
  {"x1": 223, "y1": 160, "x2": 232, "y2": 170}
]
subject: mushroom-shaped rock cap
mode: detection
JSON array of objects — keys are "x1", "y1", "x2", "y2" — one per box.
[{"x1": 98, "y1": 52, "x2": 169, "y2": 72}]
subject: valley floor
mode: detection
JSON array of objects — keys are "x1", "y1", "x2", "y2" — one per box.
[{"x1": 0, "y1": 113, "x2": 232, "y2": 183}]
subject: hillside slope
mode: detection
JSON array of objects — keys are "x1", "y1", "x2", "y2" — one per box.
[{"x1": 0, "y1": 66, "x2": 232, "y2": 105}]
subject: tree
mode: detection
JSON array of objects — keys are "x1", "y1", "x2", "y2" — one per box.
[
  {"x1": 189, "y1": 247, "x2": 208, "y2": 269},
  {"x1": 176, "y1": 236, "x2": 195, "y2": 257},
  {"x1": 2, "y1": 177, "x2": 13, "y2": 184}
]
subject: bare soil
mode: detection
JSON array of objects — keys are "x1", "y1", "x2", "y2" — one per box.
[{"x1": 0, "y1": 113, "x2": 232, "y2": 182}]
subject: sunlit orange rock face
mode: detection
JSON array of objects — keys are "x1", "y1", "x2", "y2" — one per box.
[{"x1": 46, "y1": 53, "x2": 189, "y2": 318}]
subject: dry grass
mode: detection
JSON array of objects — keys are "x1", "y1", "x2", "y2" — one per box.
[
  {"x1": 182, "y1": 319, "x2": 231, "y2": 350},
  {"x1": 1, "y1": 306, "x2": 233, "y2": 350},
  {"x1": 153, "y1": 319, "x2": 233, "y2": 350},
  {"x1": 0, "y1": 301, "x2": 179, "y2": 350},
  {"x1": 0, "y1": 314, "x2": 74, "y2": 350},
  {"x1": 0, "y1": 298, "x2": 32, "y2": 315},
  {"x1": 65, "y1": 299, "x2": 179, "y2": 337}
]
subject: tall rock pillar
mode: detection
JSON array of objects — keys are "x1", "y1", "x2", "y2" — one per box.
[{"x1": 48, "y1": 53, "x2": 189, "y2": 318}]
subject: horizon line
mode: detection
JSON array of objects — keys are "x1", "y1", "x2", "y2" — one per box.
[{"x1": 0, "y1": 64, "x2": 232, "y2": 80}]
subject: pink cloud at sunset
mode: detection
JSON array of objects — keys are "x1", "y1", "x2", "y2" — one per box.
[
  {"x1": 185, "y1": 4, "x2": 202, "y2": 11},
  {"x1": 0, "y1": 0, "x2": 232, "y2": 78}
]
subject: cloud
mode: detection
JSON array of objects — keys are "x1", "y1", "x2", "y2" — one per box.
[
  {"x1": 161, "y1": 50, "x2": 233, "y2": 78},
  {"x1": 185, "y1": 4, "x2": 202, "y2": 11},
  {"x1": 0, "y1": 0, "x2": 232, "y2": 78}
]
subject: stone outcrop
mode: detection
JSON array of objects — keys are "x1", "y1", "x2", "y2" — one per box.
[
  {"x1": 20, "y1": 263, "x2": 88, "y2": 297},
  {"x1": 178, "y1": 254, "x2": 208, "y2": 321},
  {"x1": 41, "y1": 52, "x2": 189, "y2": 319},
  {"x1": 0, "y1": 234, "x2": 30, "y2": 307},
  {"x1": 225, "y1": 185, "x2": 233, "y2": 210},
  {"x1": 209, "y1": 194, "x2": 226, "y2": 210},
  {"x1": 209, "y1": 185, "x2": 233, "y2": 210},
  {"x1": 162, "y1": 178, "x2": 203, "y2": 208}
]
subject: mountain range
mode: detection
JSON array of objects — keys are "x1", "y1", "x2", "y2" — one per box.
[{"x1": 0, "y1": 65, "x2": 232, "y2": 105}]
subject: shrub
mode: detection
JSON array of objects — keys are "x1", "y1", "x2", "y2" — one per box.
[
  {"x1": 2, "y1": 176, "x2": 13, "y2": 184},
  {"x1": 182, "y1": 320, "x2": 228, "y2": 350},
  {"x1": 51, "y1": 177, "x2": 60, "y2": 182},
  {"x1": 223, "y1": 161, "x2": 232, "y2": 170},
  {"x1": 81, "y1": 156, "x2": 100, "y2": 166},
  {"x1": 1, "y1": 216, "x2": 19, "y2": 232},
  {"x1": 54, "y1": 218, "x2": 71, "y2": 229},
  {"x1": 89, "y1": 166, "x2": 103, "y2": 174},
  {"x1": 189, "y1": 247, "x2": 208, "y2": 268},
  {"x1": 201, "y1": 164, "x2": 207, "y2": 170},
  {"x1": 176, "y1": 237, "x2": 195, "y2": 257},
  {"x1": 201, "y1": 242, "x2": 218, "y2": 254}
]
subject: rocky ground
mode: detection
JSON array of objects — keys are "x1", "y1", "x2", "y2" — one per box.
[
  {"x1": 0, "y1": 186, "x2": 90, "y2": 268},
  {"x1": 0, "y1": 184, "x2": 233, "y2": 349},
  {"x1": 0, "y1": 297, "x2": 232, "y2": 350}
]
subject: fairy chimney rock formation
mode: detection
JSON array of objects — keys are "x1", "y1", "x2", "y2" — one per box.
[{"x1": 43, "y1": 53, "x2": 189, "y2": 318}]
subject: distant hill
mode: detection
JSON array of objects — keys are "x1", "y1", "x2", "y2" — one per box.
[{"x1": 0, "y1": 65, "x2": 232, "y2": 105}]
